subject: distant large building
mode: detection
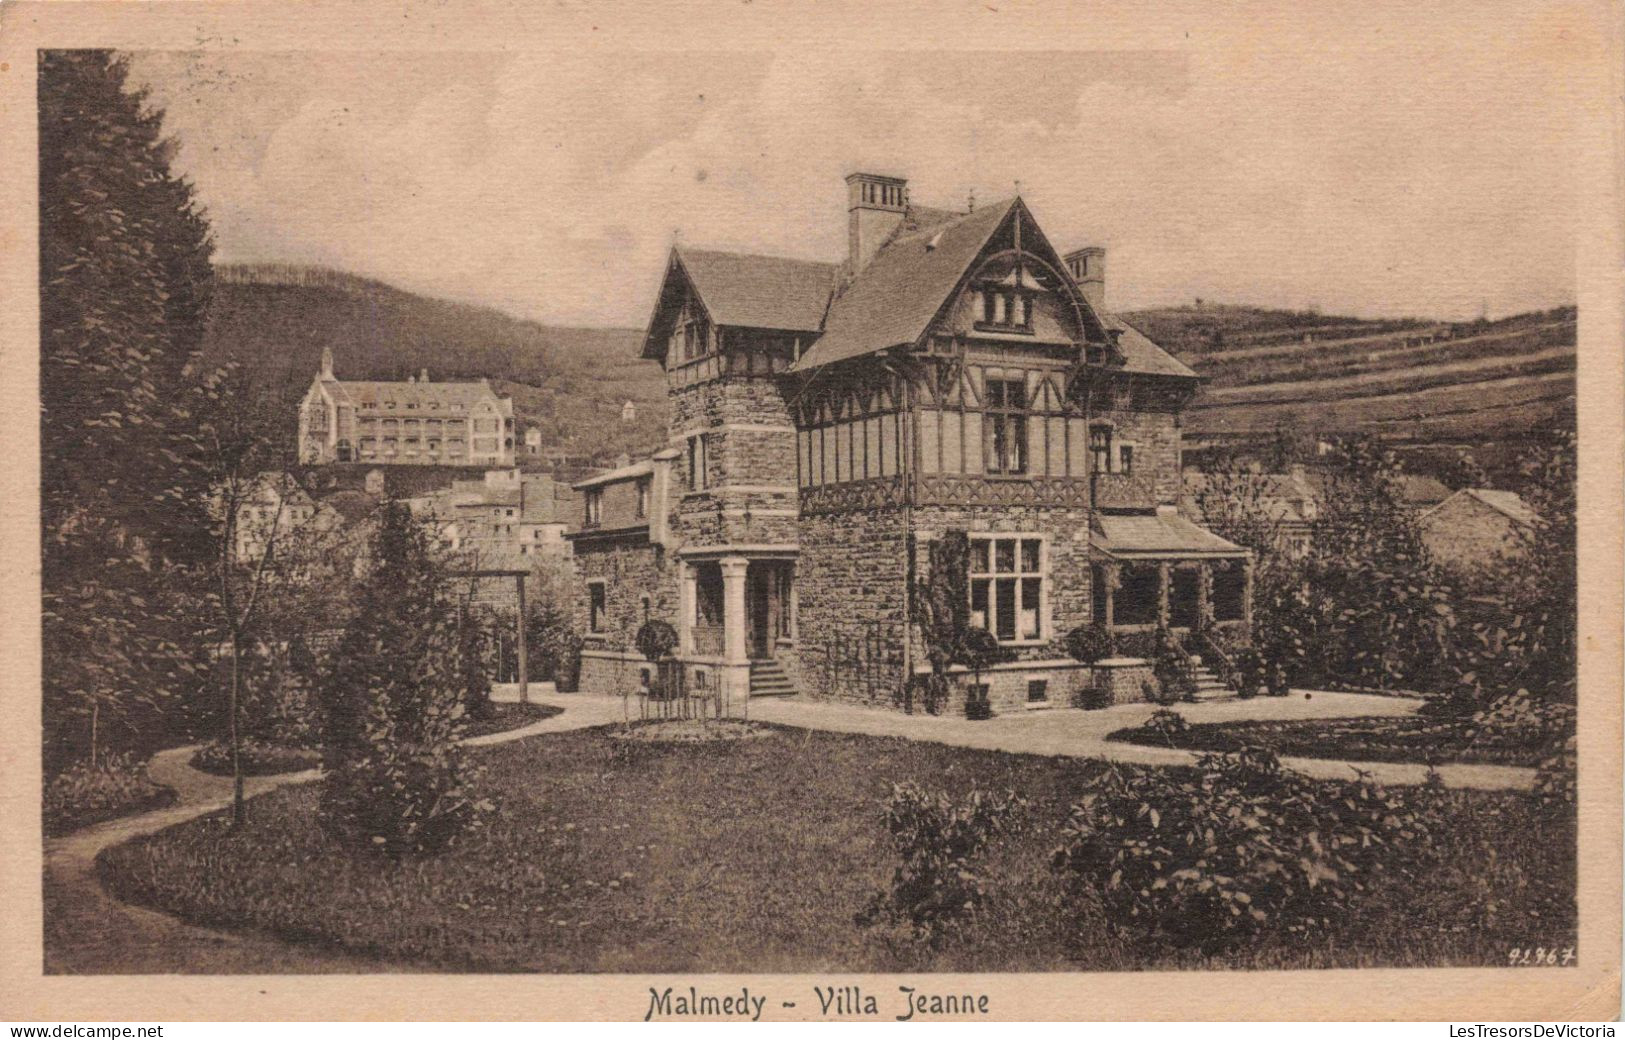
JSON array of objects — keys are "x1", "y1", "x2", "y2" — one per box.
[{"x1": 298, "y1": 348, "x2": 515, "y2": 466}]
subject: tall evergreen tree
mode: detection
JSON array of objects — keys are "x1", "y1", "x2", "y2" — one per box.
[{"x1": 39, "y1": 50, "x2": 216, "y2": 769}]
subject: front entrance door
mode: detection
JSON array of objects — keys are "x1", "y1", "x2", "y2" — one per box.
[{"x1": 747, "y1": 565, "x2": 773, "y2": 658}]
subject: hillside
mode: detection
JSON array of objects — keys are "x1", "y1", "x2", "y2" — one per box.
[
  {"x1": 204, "y1": 264, "x2": 668, "y2": 467},
  {"x1": 204, "y1": 265, "x2": 1574, "y2": 479},
  {"x1": 1122, "y1": 303, "x2": 1577, "y2": 454}
]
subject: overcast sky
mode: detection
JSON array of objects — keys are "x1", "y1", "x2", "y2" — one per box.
[{"x1": 130, "y1": 39, "x2": 1579, "y2": 328}]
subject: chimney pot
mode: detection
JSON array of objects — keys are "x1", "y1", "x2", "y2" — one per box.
[
  {"x1": 1064, "y1": 246, "x2": 1107, "y2": 313},
  {"x1": 845, "y1": 171, "x2": 908, "y2": 272}
]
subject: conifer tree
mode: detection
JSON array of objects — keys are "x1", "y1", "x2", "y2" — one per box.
[
  {"x1": 39, "y1": 50, "x2": 216, "y2": 770},
  {"x1": 318, "y1": 502, "x2": 476, "y2": 856}
]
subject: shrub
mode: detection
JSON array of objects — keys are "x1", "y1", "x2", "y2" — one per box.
[
  {"x1": 1151, "y1": 636, "x2": 1196, "y2": 704},
  {"x1": 1052, "y1": 747, "x2": 1444, "y2": 953},
  {"x1": 1532, "y1": 735, "x2": 1576, "y2": 816},
  {"x1": 191, "y1": 739, "x2": 321, "y2": 777},
  {"x1": 1232, "y1": 648, "x2": 1264, "y2": 699},
  {"x1": 43, "y1": 753, "x2": 173, "y2": 835},
  {"x1": 1139, "y1": 677, "x2": 1162, "y2": 704},
  {"x1": 635, "y1": 619, "x2": 679, "y2": 663},
  {"x1": 858, "y1": 781, "x2": 1026, "y2": 941},
  {"x1": 318, "y1": 503, "x2": 482, "y2": 858},
  {"x1": 959, "y1": 626, "x2": 1011, "y2": 721},
  {"x1": 1137, "y1": 707, "x2": 1190, "y2": 744},
  {"x1": 1062, "y1": 623, "x2": 1113, "y2": 666},
  {"x1": 1265, "y1": 659, "x2": 1291, "y2": 697},
  {"x1": 552, "y1": 630, "x2": 584, "y2": 693},
  {"x1": 1073, "y1": 684, "x2": 1112, "y2": 710},
  {"x1": 1467, "y1": 690, "x2": 1575, "y2": 747},
  {"x1": 963, "y1": 684, "x2": 994, "y2": 721}
]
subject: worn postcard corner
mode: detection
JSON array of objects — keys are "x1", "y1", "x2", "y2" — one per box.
[{"x1": 1, "y1": 0, "x2": 1620, "y2": 1023}]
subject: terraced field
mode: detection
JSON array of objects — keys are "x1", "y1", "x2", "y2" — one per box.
[{"x1": 1122, "y1": 304, "x2": 1578, "y2": 446}]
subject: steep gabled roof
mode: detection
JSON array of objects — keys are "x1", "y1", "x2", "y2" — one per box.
[
  {"x1": 792, "y1": 198, "x2": 1018, "y2": 372},
  {"x1": 677, "y1": 248, "x2": 839, "y2": 333},
  {"x1": 1105, "y1": 316, "x2": 1201, "y2": 379},
  {"x1": 1423, "y1": 488, "x2": 1537, "y2": 528},
  {"x1": 1465, "y1": 489, "x2": 1537, "y2": 526}
]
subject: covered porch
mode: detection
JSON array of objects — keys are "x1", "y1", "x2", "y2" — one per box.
[
  {"x1": 1089, "y1": 509, "x2": 1253, "y2": 644},
  {"x1": 678, "y1": 545, "x2": 799, "y2": 710}
]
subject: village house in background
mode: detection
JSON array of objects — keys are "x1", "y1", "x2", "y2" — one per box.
[
  {"x1": 297, "y1": 347, "x2": 516, "y2": 467},
  {"x1": 568, "y1": 171, "x2": 1254, "y2": 714},
  {"x1": 1418, "y1": 487, "x2": 1536, "y2": 578},
  {"x1": 412, "y1": 467, "x2": 575, "y2": 562}
]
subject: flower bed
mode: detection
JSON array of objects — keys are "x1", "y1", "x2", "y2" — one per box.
[
  {"x1": 1107, "y1": 713, "x2": 1552, "y2": 766},
  {"x1": 44, "y1": 754, "x2": 176, "y2": 836},
  {"x1": 190, "y1": 740, "x2": 322, "y2": 777}
]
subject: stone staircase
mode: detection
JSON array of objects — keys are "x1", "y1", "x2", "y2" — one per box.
[
  {"x1": 749, "y1": 658, "x2": 798, "y2": 698},
  {"x1": 1189, "y1": 656, "x2": 1234, "y2": 701}
]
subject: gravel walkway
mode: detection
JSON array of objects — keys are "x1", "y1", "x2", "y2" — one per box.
[{"x1": 747, "y1": 689, "x2": 1537, "y2": 791}]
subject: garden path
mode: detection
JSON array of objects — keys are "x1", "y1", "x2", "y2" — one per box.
[
  {"x1": 42, "y1": 695, "x2": 623, "y2": 975},
  {"x1": 739, "y1": 689, "x2": 1539, "y2": 791}
]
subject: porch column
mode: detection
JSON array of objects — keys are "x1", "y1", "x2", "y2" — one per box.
[
  {"x1": 720, "y1": 555, "x2": 751, "y2": 717},
  {"x1": 1101, "y1": 563, "x2": 1118, "y2": 629},
  {"x1": 1242, "y1": 555, "x2": 1256, "y2": 630},
  {"x1": 1157, "y1": 561, "x2": 1172, "y2": 628},
  {"x1": 787, "y1": 562, "x2": 798, "y2": 642},
  {"x1": 678, "y1": 560, "x2": 696, "y2": 654},
  {"x1": 1195, "y1": 563, "x2": 1211, "y2": 630}
]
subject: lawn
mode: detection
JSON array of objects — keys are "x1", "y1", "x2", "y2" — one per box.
[
  {"x1": 97, "y1": 724, "x2": 1574, "y2": 973},
  {"x1": 1108, "y1": 714, "x2": 1552, "y2": 767}
]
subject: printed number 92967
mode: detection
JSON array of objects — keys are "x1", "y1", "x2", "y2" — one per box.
[{"x1": 1508, "y1": 946, "x2": 1575, "y2": 966}]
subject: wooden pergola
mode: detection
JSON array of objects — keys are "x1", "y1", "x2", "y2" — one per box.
[{"x1": 451, "y1": 568, "x2": 533, "y2": 703}]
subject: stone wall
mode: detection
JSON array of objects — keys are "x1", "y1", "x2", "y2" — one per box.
[
  {"x1": 1092, "y1": 656, "x2": 1157, "y2": 704},
  {"x1": 1091, "y1": 400, "x2": 1182, "y2": 506},
  {"x1": 572, "y1": 536, "x2": 679, "y2": 658},
  {"x1": 796, "y1": 507, "x2": 911, "y2": 706},
  {"x1": 914, "y1": 658, "x2": 1096, "y2": 715},
  {"x1": 668, "y1": 373, "x2": 800, "y2": 549}
]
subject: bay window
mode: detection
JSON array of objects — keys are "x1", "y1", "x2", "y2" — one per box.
[{"x1": 968, "y1": 535, "x2": 1046, "y2": 643}]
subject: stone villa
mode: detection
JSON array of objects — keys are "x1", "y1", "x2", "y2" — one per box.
[
  {"x1": 567, "y1": 172, "x2": 1252, "y2": 714},
  {"x1": 298, "y1": 349, "x2": 516, "y2": 467}
]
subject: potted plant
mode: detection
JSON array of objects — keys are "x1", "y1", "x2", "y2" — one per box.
[{"x1": 960, "y1": 626, "x2": 1010, "y2": 721}]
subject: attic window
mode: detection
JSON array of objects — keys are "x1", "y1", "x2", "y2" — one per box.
[{"x1": 976, "y1": 287, "x2": 1033, "y2": 334}]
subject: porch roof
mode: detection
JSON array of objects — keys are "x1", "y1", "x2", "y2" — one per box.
[{"x1": 1091, "y1": 511, "x2": 1247, "y2": 559}]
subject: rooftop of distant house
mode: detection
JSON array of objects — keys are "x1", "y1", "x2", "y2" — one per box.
[{"x1": 313, "y1": 352, "x2": 510, "y2": 413}]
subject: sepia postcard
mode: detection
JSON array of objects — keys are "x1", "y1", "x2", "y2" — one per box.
[{"x1": 0, "y1": 0, "x2": 1620, "y2": 1023}]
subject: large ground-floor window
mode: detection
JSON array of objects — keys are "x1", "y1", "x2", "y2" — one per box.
[{"x1": 968, "y1": 535, "x2": 1045, "y2": 643}]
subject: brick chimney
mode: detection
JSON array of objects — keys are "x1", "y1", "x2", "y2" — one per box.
[
  {"x1": 1064, "y1": 246, "x2": 1106, "y2": 313},
  {"x1": 846, "y1": 172, "x2": 907, "y2": 272}
]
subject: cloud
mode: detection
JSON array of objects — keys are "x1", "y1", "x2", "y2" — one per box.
[{"x1": 131, "y1": 44, "x2": 1576, "y2": 327}]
